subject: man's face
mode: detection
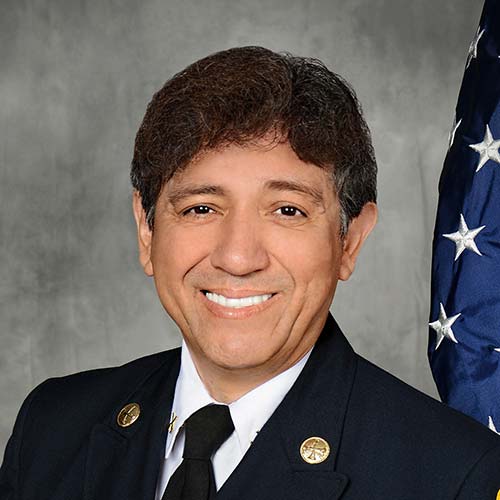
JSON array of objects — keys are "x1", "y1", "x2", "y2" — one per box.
[{"x1": 134, "y1": 141, "x2": 376, "y2": 379}]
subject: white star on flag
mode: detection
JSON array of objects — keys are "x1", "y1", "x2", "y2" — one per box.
[
  {"x1": 443, "y1": 214, "x2": 485, "y2": 261},
  {"x1": 448, "y1": 116, "x2": 462, "y2": 150},
  {"x1": 488, "y1": 416, "x2": 499, "y2": 434},
  {"x1": 466, "y1": 26, "x2": 485, "y2": 69},
  {"x1": 429, "y1": 303, "x2": 461, "y2": 350},
  {"x1": 469, "y1": 124, "x2": 500, "y2": 172},
  {"x1": 494, "y1": 348, "x2": 500, "y2": 353}
]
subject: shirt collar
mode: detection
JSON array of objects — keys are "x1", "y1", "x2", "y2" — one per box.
[{"x1": 165, "y1": 340, "x2": 312, "y2": 459}]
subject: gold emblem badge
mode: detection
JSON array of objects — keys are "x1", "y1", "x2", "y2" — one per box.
[
  {"x1": 300, "y1": 436, "x2": 330, "y2": 464},
  {"x1": 117, "y1": 403, "x2": 141, "y2": 427},
  {"x1": 496, "y1": 489, "x2": 500, "y2": 500},
  {"x1": 168, "y1": 412, "x2": 178, "y2": 433}
]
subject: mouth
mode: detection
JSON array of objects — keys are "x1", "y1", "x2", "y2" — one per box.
[
  {"x1": 201, "y1": 290, "x2": 275, "y2": 309},
  {"x1": 199, "y1": 288, "x2": 279, "y2": 319}
]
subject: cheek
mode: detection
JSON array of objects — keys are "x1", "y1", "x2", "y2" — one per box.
[
  {"x1": 268, "y1": 226, "x2": 341, "y2": 285},
  {"x1": 150, "y1": 226, "x2": 210, "y2": 285}
]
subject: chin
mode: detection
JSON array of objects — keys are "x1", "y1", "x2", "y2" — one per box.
[{"x1": 205, "y1": 335, "x2": 278, "y2": 371}]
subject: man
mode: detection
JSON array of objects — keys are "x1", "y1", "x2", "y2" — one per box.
[{"x1": 1, "y1": 46, "x2": 499, "y2": 500}]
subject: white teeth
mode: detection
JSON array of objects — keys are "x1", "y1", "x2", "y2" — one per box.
[{"x1": 205, "y1": 292, "x2": 273, "y2": 308}]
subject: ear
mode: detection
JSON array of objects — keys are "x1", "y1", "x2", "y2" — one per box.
[
  {"x1": 338, "y1": 202, "x2": 377, "y2": 281},
  {"x1": 132, "y1": 191, "x2": 154, "y2": 276}
]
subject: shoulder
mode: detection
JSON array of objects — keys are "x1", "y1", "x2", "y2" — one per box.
[
  {"x1": 26, "y1": 347, "x2": 180, "y2": 417},
  {"x1": 353, "y1": 355, "x2": 497, "y2": 445},
  {"x1": 38, "y1": 347, "x2": 179, "y2": 391},
  {"x1": 0, "y1": 348, "x2": 180, "y2": 493},
  {"x1": 7, "y1": 348, "x2": 180, "y2": 441},
  {"x1": 346, "y1": 355, "x2": 500, "y2": 496}
]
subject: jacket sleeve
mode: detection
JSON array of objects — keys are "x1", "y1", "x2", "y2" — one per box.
[
  {"x1": 0, "y1": 381, "x2": 49, "y2": 500},
  {"x1": 455, "y1": 441, "x2": 500, "y2": 500}
]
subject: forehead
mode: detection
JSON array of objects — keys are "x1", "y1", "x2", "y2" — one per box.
[{"x1": 167, "y1": 142, "x2": 335, "y2": 194}]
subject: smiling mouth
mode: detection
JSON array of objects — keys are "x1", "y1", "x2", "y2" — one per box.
[{"x1": 202, "y1": 290, "x2": 275, "y2": 309}]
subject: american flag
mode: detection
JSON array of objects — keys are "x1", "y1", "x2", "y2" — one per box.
[{"x1": 429, "y1": 0, "x2": 500, "y2": 434}]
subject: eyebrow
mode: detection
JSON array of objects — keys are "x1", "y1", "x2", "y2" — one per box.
[
  {"x1": 165, "y1": 179, "x2": 326, "y2": 206},
  {"x1": 166, "y1": 184, "x2": 227, "y2": 205},
  {"x1": 263, "y1": 179, "x2": 325, "y2": 206}
]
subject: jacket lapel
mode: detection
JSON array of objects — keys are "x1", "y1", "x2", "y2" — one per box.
[
  {"x1": 216, "y1": 314, "x2": 355, "y2": 500},
  {"x1": 83, "y1": 350, "x2": 181, "y2": 500}
]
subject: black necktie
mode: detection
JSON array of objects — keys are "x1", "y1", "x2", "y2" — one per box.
[{"x1": 162, "y1": 404, "x2": 234, "y2": 500}]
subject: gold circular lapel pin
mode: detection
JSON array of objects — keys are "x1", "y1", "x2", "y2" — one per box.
[
  {"x1": 300, "y1": 436, "x2": 330, "y2": 464},
  {"x1": 496, "y1": 489, "x2": 500, "y2": 500},
  {"x1": 117, "y1": 403, "x2": 141, "y2": 427}
]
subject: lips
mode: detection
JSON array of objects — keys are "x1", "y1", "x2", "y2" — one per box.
[
  {"x1": 201, "y1": 288, "x2": 275, "y2": 299},
  {"x1": 200, "y1": 289, "x2": 278, "y2": 317},
  {"x1": 204, "y1": 291, "x2": 273, "y2": 308}
]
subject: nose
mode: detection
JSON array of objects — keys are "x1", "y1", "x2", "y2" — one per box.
[{"x1": 210, "y1": 210, "x2": 270, "y2": 276}]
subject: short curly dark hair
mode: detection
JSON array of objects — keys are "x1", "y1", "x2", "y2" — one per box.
[{"x1": 131, "y1": 46, "x2": 376, "y2": 235}]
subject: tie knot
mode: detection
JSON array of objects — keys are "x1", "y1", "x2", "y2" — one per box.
[{"x1": 183, "y1": 404, "x2": 234, "y2": 460}]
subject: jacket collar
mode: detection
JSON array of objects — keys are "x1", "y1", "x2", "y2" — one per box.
[
  {"x1": 83, "y1": 349, "x2": 181, "y2": 500},
  {"x1": 216, "y1": 313, "x2": 355, "y2": 500},
  {"x1": 83, "y1": 313, "x2": 356, "y2": 500}
]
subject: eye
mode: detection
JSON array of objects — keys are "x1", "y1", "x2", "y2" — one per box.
[
  {"x1": 274, "y1": 206, "x2": 307, "y2": 218},
  {"x1": 182, "y1": 205, "x2": 215, "y2": 216}
]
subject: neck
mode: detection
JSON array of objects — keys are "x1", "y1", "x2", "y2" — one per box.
[{"x1": 188, "y1": 346, "x2": 312, "y2": 404}]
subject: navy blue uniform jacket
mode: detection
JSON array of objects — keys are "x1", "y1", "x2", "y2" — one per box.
[{"x1": 1, "y1": 315, "x2": 500, "y2": 499}]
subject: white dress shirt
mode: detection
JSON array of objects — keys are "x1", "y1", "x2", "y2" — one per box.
[{"x1": 155, "y1": 341, "x2": 312, "y2": 499}]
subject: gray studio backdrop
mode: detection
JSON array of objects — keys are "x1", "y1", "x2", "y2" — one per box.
[{"x1": 0, "y1": 0, "x2": 482, "y2": 454}]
